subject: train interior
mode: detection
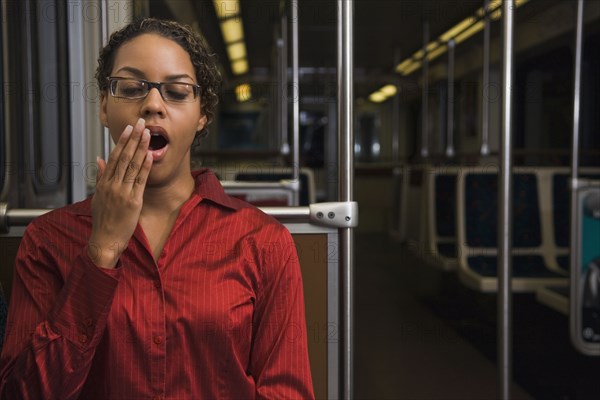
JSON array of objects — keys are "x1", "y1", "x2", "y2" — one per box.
[{"x1": 2, "y1": 0, "x2": 600, "y2": 398}]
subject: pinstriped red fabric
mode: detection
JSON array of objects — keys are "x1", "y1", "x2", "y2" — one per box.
[{"x1": 0, "y1": 169, "x2": 314, "y2": 399}]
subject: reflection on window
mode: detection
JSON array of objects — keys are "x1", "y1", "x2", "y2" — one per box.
[
  {"x1": 355, "y1": 113, "x2": 381, "y2": 162},
  {"x1": 218, "y1": 111, "x2": 263, "y2": 150},
  {"x1": 32, "y1": 0, "x2": 66, "y2": 190},
  {"x1": 300, "y1": 110, "x2": 326, "y2": 168}
]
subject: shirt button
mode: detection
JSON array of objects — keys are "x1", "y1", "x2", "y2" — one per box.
[
  {"x1": 78, "y1": 334, "x2": 88, "y2": 344},
  {"x1": 153, "y1": 280, "x2": 162, "y2": 289},
  {"x1": 153, "y1": 335, "x2": 163, "y2": 345}
]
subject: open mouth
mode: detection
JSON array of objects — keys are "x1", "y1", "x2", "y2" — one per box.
[
  {"x1": 147, "y1": 126, "x2": 169, "y2": 151},
  {"x1": 149, "y1": 134, "x2": 168, "y2": 150}
]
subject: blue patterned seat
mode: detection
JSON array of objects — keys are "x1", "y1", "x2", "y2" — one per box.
[
  {"x1": 465, "y1": 173, "x2": 542, "y2": 248},
  {"x1": 458, "y1": 168, "x2": 569, "y2": 292}
]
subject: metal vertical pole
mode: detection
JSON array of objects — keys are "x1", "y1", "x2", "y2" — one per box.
[
  {"x1": 569, "y1": 0, "x2": 584, "y2": 346},
  {"x1": 280, "y1": 10, "x2": 290, "y2": 155},
  {"x1": 499, "y1": 1, "x2": 515, "y2": 399},
  {"x1": 338, "y1": 0, "x2": 354, "y2": 398},
  {"x1": 421, "y1": 21, "x2": 430, "y2": 158},
  {"x1": 392, "y1": 49, "x2": 401, "y2": 163},
  {"x1": 446, "y1": 39, "x2": 455, "y2": 158},
  {"x1": 481, "y1": 0, "x2": 491, "y2": 155},
  {"x1": 571, "y1": 0, "x2": 584, "y2": 183},
  {"x1": 290, "y1": 0, "x2": 300, "y2": 206},
  {"x1": 101, "y1": 0, "x2": 114, "y2": 161}
]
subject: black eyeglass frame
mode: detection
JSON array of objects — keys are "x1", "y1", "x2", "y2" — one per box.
[{"x1": 106, "y1": 77, "x2": 201, "y2": 103}]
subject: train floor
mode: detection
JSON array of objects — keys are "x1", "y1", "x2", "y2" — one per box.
[{"x1": 353, "y1": 233, "x2": 600, "y2": 400}]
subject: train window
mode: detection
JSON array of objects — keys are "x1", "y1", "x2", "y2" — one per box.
[
  {"x1": 2, "y1": 1, "x2": 69, "y2": 208},
  {"x1": 30, "y1": 1, "x2": 68, "y2": 191},
  {"x1": 428, "y1": 83, "x2": 447, "y2": 156},
  {"x1": 300, "y1": 110, "x2": 326, "y2": 168},
  {"x1": 515, "y1": 45, "x2": 572, "y2": 162},
  {"x1": 355, "y1": 113, "x2": 381, "y2": 162},
  {"x1": 217, "y1": 111, "x2": 264, "y2": 150},
  {"x1": 581, "y1": 32, "x2": 600, "y2": 166},
  {"x1": 455, "y1": 78, "x2": 479, "y2": 142}
]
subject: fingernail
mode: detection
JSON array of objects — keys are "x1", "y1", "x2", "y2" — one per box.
[
  {"x1": 143, "y1": 129, "x2": 150, "y2": 139},
  {"x1": 124, "y1": 125, "x2": 133, "y2": 134},
  {"x1": 96, "y1": 156, "x2": 100, "y2": 164},
  {"x1": 137, "y1": 118, "x2": 145, "y2": 127}
]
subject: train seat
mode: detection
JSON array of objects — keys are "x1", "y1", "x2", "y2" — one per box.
[
  {"x1": 424, "y1": 166, "x2": 460, "y2": 270},
  {"x1": 534, "y1": 169, "x2": 600, "y2": 313},
  {"x1": 536, "y1": 285, "x2": 570, "y2": 315},
  {"x1": 456, "y1": 167, "x2": 569, "y2": 292},
  {"x1": 232, "y1": 167, "x2": 316, "y2": 206},
  {"x1": 551, "y1": 170, "x2": 600, "y2": 272}
]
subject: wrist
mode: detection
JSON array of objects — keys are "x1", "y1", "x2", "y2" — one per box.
[{"x1": 87, "y1": 241, "x2": 124, "y2": 269}]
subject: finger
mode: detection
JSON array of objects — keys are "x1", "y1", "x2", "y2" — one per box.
[
  {"x1": 131, "y1": 151, "x2": 153, "y2": 199},
  {"x1": 123, "y1": 128, "x2": 151, "y2": 189},
  {"x1": 113, "y1": 118, "x2": 146, "y2": 183},
  {"x1": 96, "y1": 156, "x2": 107, "y2": 185},
  {"x1": 103, "y1": 124, "x2": 134, "y2": 181}
]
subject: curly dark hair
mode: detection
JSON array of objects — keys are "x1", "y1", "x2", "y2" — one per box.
[{"x1": 95, "y1": 18, "x2": 221, "y2": 137}]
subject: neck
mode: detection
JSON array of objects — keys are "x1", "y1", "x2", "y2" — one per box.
[{"x1": 141, "y1": 171, "x2": 196, "y2": 217}]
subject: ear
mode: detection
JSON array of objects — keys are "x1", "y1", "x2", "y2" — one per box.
[
  {"x1": 196, "y1": 114, "x2": 207, "y2": 133},
  {"x1": 99, "y1": 91, "x2": 108, "y2": 127}
]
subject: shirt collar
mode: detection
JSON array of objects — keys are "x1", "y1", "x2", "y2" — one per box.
[{"x1": 191, "y1": 168, "x2": 245, "y2": 211}]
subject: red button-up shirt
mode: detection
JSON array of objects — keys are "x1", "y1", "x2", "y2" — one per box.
[{"x1": 0, "y1": 169, "x2": 314, "y2": 399}]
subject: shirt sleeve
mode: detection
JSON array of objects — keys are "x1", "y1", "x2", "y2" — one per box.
[
  {"x1": 249, "y1": 225, "x2": 315, "y2": 400},
  {"x1": 0, "y1": 223, "x2": 122, "y2": 400}
]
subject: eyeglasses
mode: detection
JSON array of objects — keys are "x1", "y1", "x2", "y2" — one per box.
[{"x1": 107, "y1": 77, "x2": 201, "y2": 103}]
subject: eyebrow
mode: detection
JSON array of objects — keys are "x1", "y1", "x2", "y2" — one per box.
[{"x1": 114, "y1": 66, "x2": 195, "y2": 82}]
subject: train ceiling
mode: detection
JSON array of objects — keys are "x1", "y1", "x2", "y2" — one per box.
[{"x1": 148, "y1": 0, "x2": 552, "y2": 100}]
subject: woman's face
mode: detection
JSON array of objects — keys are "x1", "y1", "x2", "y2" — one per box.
[{"x1": 99, "y1": 33, "x2": 206, "y2": 186}]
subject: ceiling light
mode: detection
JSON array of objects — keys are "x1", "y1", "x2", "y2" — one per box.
[
  {"x1": 396, "y1": 58, "x2": 414, "y2": 73},
  {"x1": 439, "y1": 16, "x2": 477, "y2": 42},
  {"x1": 395, "y1": 0, "x2": 530, "y2": 76},
  {"x1": 402, "y1": 61, "x2": 422, "y2": 76},
  {"x1": 427, "y1": 44, "x2": 448, "y2": 62},
  {"x1": 220, "y1": 19, "x2": 244, "y2": 43},
  {"x1": 235, "y1": 83, "x2": 251, "y2": 102},
  {"x1": 380, "y1": 85, "x2": 397, "y2": 96},
  {"x1": 213, "y1": 0, "x2": 240, "y2": 19},
  {"x1": 231, "y1": 59, "x2": 248, "y2": 75},
  {"x1": 369, "y1": 92, "x2": 386, "y2": 103},
  {"x1": 227, "y1": 42, "x2": 247, "y2": 61},
  {"x1": 454, "y1": 20, "x2": 484, "y2": 44}
]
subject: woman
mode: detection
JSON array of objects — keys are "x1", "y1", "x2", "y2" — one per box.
[{"x1": 0, "y1": 18, "x2": 314, "y2": 399}]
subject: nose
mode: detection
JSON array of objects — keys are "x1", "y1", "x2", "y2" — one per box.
[{"x1": 140, "y1": 87, "x2": 166, "y2": 118}]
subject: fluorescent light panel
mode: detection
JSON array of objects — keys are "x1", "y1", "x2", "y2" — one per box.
[
  {"x1": 427, "y1": 44, "x2": 448, "y2": 62},
  {"x1": 227, "y1": 42, "x2": 247, "y2": 61},
  {"x1": 213, "y1": 0, "x2": 240, "y2": 19},
  {"x1": 231, "y1": 59, "x2": 249, "y2": 75},
  {"x1": 368, "y1": 84, "x2": 398, "y2": 103},
  {"x1": 369, "y1": 92, "x2": 386, "y2": 103},
  {"x1": 395, "y1": 0, "x2": 530, "y2": 76},
  {"x1": 235, "y1": 83, "x2": 251, "y2": 102},
  {"x1": 380, "y1": 85, "x2": 397, "y2": 96},
  {"x1": 220, "y1": 19, "x2": 244, "y2": 44},
  {"x1": 454, "y1": 20, "x2": 484, "y2": 44}
]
